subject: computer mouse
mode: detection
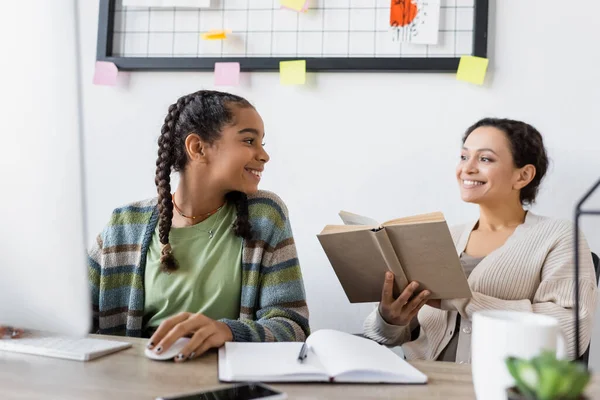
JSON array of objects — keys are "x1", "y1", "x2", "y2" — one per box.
[{"x1": 144, "y1": 337, "x2": 191, "y2": 361}]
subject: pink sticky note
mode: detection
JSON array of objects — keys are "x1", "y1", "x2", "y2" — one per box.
[
  {"x1": 214, "y1": 62, "x2": 240, "y2": 86},
  {"x1": 93, "y1": 61, "x2": 119, "y2": 86}
]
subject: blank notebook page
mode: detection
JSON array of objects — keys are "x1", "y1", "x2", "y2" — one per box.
[
  {"x1": 224, "y1": 342, "x2": 327, "y2": 380},
  {"x1": 307, "y1": 330, "x2": 428, "y2": 383}
]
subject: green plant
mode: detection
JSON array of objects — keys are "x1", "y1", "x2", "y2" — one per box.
[{"x1": 505, "y1": 351, "x2": 591, "y2": 400}]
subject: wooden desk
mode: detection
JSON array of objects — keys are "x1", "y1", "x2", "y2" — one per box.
[{"x1": 1, "y1": 335, "x2": 598, "y2": 400}]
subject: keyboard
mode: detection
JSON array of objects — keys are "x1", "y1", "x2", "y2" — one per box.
[{"x1": 0, "y1": 331, "x2": 132, "y2": 361}]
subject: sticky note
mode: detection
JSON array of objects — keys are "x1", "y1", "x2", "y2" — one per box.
[
  {"x1": 280, "y1": 60, "x2": 306, "y2": 85},
  {"x1": 280, "y1": 0, "x2": 308, "y2": 12},
  {"x1": 93, "y1": 61, "x2": 119, "y2": 86},
  {"x1": 214, "y1": 62, "x2": 240, "y2": 86},
  {"x1": 201, "y1": 30, "x2": 229, "y2": 40},
  {"x1": 456, "y1": 56, "x2": 489, "y2": 85}
]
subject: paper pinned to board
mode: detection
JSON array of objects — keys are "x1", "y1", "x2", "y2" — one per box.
[
  {"x1": 122, "y1": 0, "x2": 211, "y2": 7},
  {"x1": 390, "y1": 0, "x2": 441, "y2": 45},
  {"x1": 92, "y1": 61, "x2": 119, "y2": 86},
  {"x1": 456, "y1": 56, "x2": 489, "y2": 85},
  {"x1": 214, "y1": 62, "x2": 240, "y2": 86},
  {"x1": 280, "y1": 0, "x2": 309, "y2": 12},
  {"x1": 201, "y1": 30, "x2": 230, "y2": 40}
]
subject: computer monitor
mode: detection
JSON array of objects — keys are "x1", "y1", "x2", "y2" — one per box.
[{"x1": 0, "y1": 1, "x2": 90, "y2": 336}]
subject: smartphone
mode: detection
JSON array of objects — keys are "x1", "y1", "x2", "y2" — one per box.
[{"x1": 156, "y1": 383, "x2": 286, "y2": 400}]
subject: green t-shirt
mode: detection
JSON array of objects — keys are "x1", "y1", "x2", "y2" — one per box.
[{"x1": 143, "y1": 202, "x2": 242, "y2": 330}]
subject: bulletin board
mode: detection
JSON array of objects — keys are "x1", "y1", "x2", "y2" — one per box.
[{"x1": 96, "y1": 0, "x2": 488, "y2": 72}]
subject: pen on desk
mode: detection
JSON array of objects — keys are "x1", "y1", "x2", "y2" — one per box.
[{"x1": 297, "y1": 342, "x2": 308, "y2": 363}]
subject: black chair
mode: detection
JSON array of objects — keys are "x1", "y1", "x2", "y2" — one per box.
[{"x1": 579, "y1": 252, "x2": 600, "y2": 366}]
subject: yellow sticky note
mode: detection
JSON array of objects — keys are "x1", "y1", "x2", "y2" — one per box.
[
  {"x1": 456, "y1": 56, "x2": 489, "y2": 85},
  {"x1": 201, "y1": 30, "x2": 229, "y2": 40},
  {"x1": 280, "y1": 60, "x2": 306, "y2": 85},
  {"x1": 280, "y1": 0, "x2": 306, "y2": 12}
]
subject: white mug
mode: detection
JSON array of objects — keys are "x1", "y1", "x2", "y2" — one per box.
[{"x1": 471, "y1": 310, "x2": 566, "y2": 400}]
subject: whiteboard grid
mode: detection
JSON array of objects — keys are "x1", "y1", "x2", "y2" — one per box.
[{"x1": 112, "y1": 0, "x2": 475, "y2": 59}]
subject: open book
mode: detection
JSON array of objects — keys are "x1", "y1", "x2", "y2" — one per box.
[
  {"x1": 218, "y1": 329, "x2": 427, "y2": 384},
  {"x1": 317, "y1": 210, "x2": 471, "y2": 303}
]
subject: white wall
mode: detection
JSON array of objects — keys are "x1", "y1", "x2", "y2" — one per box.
[{"x1": 78, "y1": 0, "x2": 600, "y2": 366}]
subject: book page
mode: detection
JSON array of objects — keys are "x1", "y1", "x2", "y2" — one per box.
[
  {"x1": 319, "y1": 225, "x2": 377, "y2": 235},
  {"x1": 307, "y1": 330, "x2": 427, "y2": 383},
  {"x1": 221, "y1": 342, "x2": 328, "y2": 382},
  {"x1": 382, "y1": 212, "x2": 444, "y2": 227},
  {"x1": 338, "y1": 210, "x2": 380, "y2": 226}
]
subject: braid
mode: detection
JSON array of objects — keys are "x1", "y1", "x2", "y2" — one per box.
[
  {"x1": 155, "y1": 94, "x2": 197, "y2": 273},
  {"x1": 226, "y1": 191, "x2": 253, "y2": 240},
  {"x1": 154, "y1": 90, "x2": 255, "y2": 273}
]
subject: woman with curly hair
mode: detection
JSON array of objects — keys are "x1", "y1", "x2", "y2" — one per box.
[{"x1": 364, "y1": 118, "x2": 597, "y2": 363}]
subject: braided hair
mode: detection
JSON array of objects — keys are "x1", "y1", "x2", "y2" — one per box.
[{"x1": 155, "y1": 90, "x2": 254, "y2": 273}]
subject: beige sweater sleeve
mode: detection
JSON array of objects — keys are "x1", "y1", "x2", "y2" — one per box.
[
  {"x1": 363, "y1": 307, "x2": 413, "y2": 346},
  {"x1": 442, "y1": 227, "x2": 597, "y2": 359}
]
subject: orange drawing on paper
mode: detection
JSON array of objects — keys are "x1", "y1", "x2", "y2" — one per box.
[{"x1": 390, "y1": 0, "x2": 418, "y2": 27}]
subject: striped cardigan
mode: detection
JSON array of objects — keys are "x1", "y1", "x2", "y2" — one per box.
[{"x1": 88, "y1": 190, "x2": 310, "y2": 342}]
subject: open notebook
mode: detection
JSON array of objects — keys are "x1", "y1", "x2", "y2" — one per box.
[{"x1": 218, "y1": 329, "x2": 427, "y2": 384}]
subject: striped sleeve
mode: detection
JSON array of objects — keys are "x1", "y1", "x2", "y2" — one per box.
[
  {"x1": 222, "y1": 198, "x2": 310, "y2": 342},
  {"x1": 87, "y1": 233, "x2": 104, "y2": 334}
]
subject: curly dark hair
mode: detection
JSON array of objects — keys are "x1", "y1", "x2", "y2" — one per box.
[
  {"x1": 462, "y1": 118, "x2": 549, "y2": 206},
  {"x1": 155, "y1": 90, "x2": 254, "y2": 273}
]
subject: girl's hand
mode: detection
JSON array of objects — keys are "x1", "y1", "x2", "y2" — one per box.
[
  {"x1": 0, "y1": 327, "x2": 24, "y2": 338},
  {"x1": 147, "y1": 312, "x2": 233, "y2": 362}
]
